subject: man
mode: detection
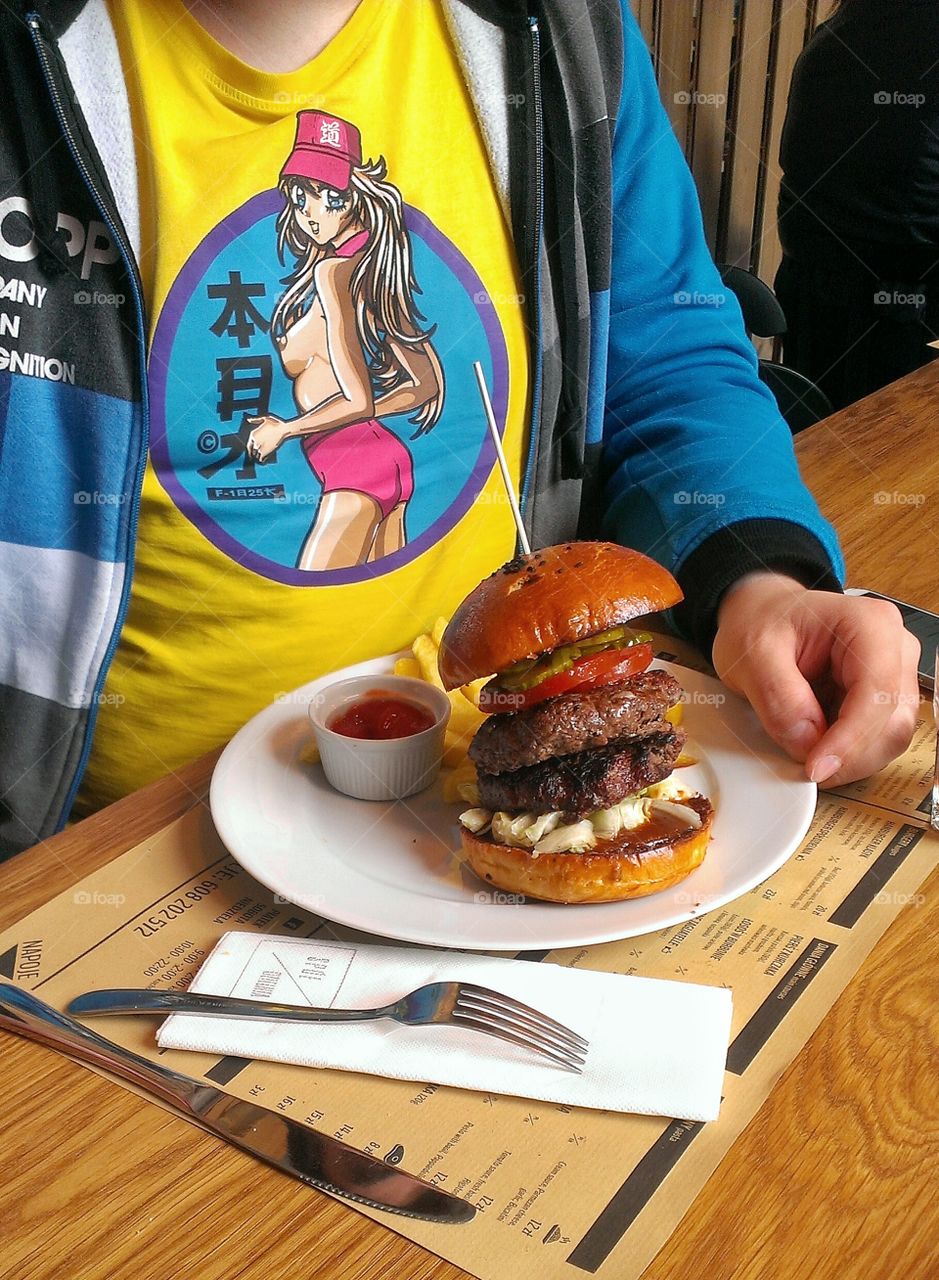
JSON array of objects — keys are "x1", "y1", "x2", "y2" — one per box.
[
  {"x1": 0, "y1": 0, "x2": 918, "y2": 859},
  {"x1": 777, "y1": 0, "x2": 939, "y2": 409}
]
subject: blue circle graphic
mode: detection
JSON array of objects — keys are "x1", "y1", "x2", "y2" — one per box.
[{"x1": 149, "y1": 191, "x2": 510, "y2": 585}]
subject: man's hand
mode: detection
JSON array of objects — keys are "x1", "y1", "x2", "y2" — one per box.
[{"x1": 712, "y1": 573, "x2": 920, "y2": 786}]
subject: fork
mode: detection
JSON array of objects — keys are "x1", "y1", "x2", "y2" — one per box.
[{"x1": 68, "y1": 983, "x2": 589, "y2": 1072}]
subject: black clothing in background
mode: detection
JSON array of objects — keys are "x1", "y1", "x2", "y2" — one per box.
[{"x1": 776, "y1": 0, "x2": 939, "y2": 410}]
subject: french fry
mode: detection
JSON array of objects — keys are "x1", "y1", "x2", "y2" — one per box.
[
  {"x1": 450, "y1": 707, "x2": 483, "y2": 744},
  {"x1": 403, "y1": 620, "x2": 492, "y2": 771},
  {"x1": 450, "y1": 716, "x2": 480, "y2": 746},
  {"x1": 665, "y1": 701, "x2": 684, "y2": 727},
  {"x1": 461, "y1": 675, "x2": 489, "y2": 708},
  {"x1": 298, "y1": 735, "x2": 321, "y2": 766},
  {"x1": 412, "y1": 633, "x2": 446, "y2": 690},
  {"x1": 442, "y1": 758, "x2": 478, "y2": 803},
  {"x1": 442, "y1": 731, "x2": 476, "y2": 770},
  {"x1": 443, "y1": 742, "x2": 471, "y2": 770},
  {"x1": 446, "y1": 692, "x2": 486, "y2": 735},
  {"x1": 393, "y1": 656, "x2": 422, "y2": 680}
]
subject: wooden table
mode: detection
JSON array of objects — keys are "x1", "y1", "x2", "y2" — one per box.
[{"x1": 3, "y1": 364, "x2": 938, "y2": 1280}]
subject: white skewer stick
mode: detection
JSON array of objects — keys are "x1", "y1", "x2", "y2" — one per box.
[{"x1": 473, "y1": 359, "x2": 531, "y2": 555}]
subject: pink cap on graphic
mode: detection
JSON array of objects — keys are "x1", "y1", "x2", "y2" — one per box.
[{"x1": 281, "y1": 111, "x2": 362, "y2": 191}]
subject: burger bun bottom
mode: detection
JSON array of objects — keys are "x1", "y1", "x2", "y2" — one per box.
[{"x1": 461, "y1": 797, "x2": 714, "y2": 904}]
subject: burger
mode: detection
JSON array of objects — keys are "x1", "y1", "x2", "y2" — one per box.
[{"x1": 437, "y1": 541, "x2": 714, "y2": 904}]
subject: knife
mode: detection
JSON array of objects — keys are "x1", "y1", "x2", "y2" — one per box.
[
  {"x1": 0, "y1": 982, "x2": 475, "y2": 1224},
  {"x1": 931, "y1": 644, "x2": 939, "y2": 831}
]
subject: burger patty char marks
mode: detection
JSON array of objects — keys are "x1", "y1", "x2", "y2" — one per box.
[
  {"x1": 476, "y1": 728, "x2": 686, "y2": 816},
  {"x1": 469, "y1": 669, "x2": 683, "y2": 774}
]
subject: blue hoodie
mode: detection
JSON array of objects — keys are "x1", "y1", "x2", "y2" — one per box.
[{"x1": 0, "y1": 0, "x2": 842, "y2": 857}]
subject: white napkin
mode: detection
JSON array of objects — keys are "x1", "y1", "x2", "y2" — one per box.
[{"x1": 157, "y1": 932, "x2": 733, "y2": 1122}]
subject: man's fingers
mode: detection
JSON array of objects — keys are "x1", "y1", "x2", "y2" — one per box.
[
  {"x1": 804, "y1": 607, "x2": 907, "y2": 785},
  {"x1": 714, "y1": 580, "x2": 919, "y2": 788},
  {"x1": 816, "y1": 629, "x2": 921, "y2": 787},
  {"x1": 728, "y1": 636, "x2": 827, "y2": 761},
  {"x1": 884, "y1": 628, "x2": 924, "y2": 760}
]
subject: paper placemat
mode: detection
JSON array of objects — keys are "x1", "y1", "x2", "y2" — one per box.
[{"x1": 2, "y1": 656, "x2": 937, "y2": 1280}]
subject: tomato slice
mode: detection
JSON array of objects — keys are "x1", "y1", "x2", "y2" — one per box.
[{"x1": 478, "y1": 642, "x2": 654, "y2": 713}]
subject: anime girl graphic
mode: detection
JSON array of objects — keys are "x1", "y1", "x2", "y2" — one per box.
[{"x1": 247, "y1": 111, "x2": 444, "y2": 570}]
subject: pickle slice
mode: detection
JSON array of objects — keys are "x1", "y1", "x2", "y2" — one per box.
[{"x1": 498, "y1": 627, "x2": 653, "y2": 692}]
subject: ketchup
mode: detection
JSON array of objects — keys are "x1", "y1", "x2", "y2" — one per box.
[{"x1": 328, "y1": 691, "x2": 435, "y2": 740}]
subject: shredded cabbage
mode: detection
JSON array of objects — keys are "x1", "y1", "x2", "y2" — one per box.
[
  {"x1": 649, "y1": 798, "x2": 702, "y2": 829},
  {"x1": 474, "y1": 781, "x2": 703, "y2": 854},
  {"x1": 491, "y1": 810, "x2": 542, "y2": 847},
  {"x1": 587, "y1": 792, "x2": 701, "y2": 842},
  {"x1": 590, "y1": 797, "x2": 650, "y2": 839},
  {"x1": 482, "y1": 810, "x2": 564, "y2": 848},
  {"x1": 522, "y1": 812, "x2": 562, "y2": 844},
  {"x1": 459, "y1": 808, "x2": 492, "y2": 834},
  {"x1": 643, "y1": 775, "x2": 692, "y2": 802},
  {"x1": 534, "y1": 820, "x2": 597, "y2": 855}
]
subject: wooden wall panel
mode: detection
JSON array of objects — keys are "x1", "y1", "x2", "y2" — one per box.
[
  {"x1": 654, "y1": 2, "x2": 699, "y2": 154},
  {"x1": 690, "y1": 0, "x2": 735, "y2": 255},
  {"x1": 723, "y1": 0, "x2": 777, "y2": 269},
  {"x1": 628, "y1": 0, "x2": 832, "y2": 284},
  {"x1": 631, "y1": 0, "x2": 657, "y2": 45},
  {"x1": 754, "y1": 0, "x2": 812, "y2": 288}
]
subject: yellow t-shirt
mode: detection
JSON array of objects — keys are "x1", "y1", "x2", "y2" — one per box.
[{"x1": 78, "y1": 0, "x2": 529, "y2": 810}]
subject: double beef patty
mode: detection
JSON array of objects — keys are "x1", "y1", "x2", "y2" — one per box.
[
  {"x1": 470, "y1": 669, "x2": 682, "y2": 774},
  {"x1": 471, "y1": 669, "x2": 686, "y2": 815}
]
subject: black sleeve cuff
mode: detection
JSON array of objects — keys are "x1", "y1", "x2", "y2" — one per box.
[{"x1": 671, "y1": 518, "x2": 844, "y2": 661}]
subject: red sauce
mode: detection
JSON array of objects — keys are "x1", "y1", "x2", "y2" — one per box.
[{"x1": 328, "y1": 692, "x2": 435, "y2": 740}]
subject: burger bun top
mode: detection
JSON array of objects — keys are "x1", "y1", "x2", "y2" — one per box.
[{"x1": 437, "y1": 541, "x2": 683, "y2": 690}]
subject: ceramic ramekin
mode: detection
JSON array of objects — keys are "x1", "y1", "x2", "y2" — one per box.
[{"x1": 309, "y1": 674, "x2": 451, "y2": 802}]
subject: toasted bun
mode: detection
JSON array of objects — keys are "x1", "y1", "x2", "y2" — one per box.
[
  {"x1": 460, "y1": 797, "x2": 713, "y2": 904},
  {"x1": 438, "y1": 542, "x2": 682, "y2": 690}
]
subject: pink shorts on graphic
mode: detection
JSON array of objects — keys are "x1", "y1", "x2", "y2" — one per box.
[{"x1": 302, "y1": 418, "x2": 414, "y2": 520}]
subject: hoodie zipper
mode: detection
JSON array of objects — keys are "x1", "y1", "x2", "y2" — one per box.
[
  {"x1": 27, "y1": 12, "x2": 151, "y2": 828},
  {"x1": 518, "y1": 13, "x2": 545, "y2": 542}
]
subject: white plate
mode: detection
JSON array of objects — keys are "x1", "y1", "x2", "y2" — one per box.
[{"x1": 210, "y1": 655, "x2": 816, "y2": 951}]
